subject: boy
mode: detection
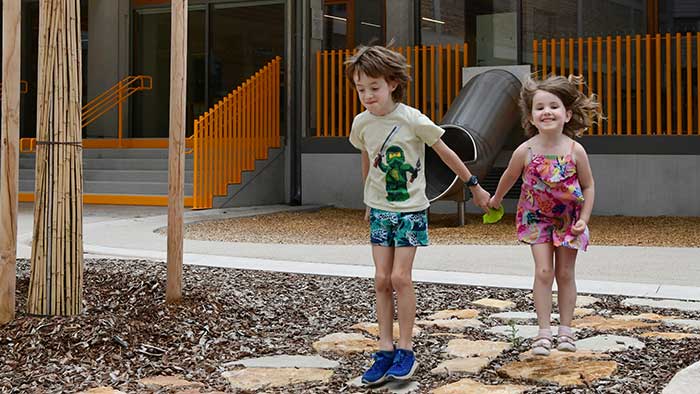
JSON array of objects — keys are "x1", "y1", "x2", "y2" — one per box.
[{"x1": 346, "y1": 45, "x2": 490, "y2": 385}]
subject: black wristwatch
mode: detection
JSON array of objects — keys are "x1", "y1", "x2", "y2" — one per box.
[{"x1": 465, "y1": 175, "x2": 479, "y2": 187}]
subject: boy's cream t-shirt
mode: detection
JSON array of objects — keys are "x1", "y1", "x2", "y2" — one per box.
[{"x1": 349, "y1": 103, "x2": 444, "y2": 212}]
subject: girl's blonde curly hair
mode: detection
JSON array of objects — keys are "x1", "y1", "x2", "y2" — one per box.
[{"x1": 519, "y1": 74, "x2": 603, "y2": 138}]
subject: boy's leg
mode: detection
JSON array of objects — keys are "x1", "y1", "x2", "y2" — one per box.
[
  {"x1": 554, "y1": 247, "x2": 577, "y2": 327},
  {"x1": 372, "y1": 245, "x2": 396, "y2": 351},
  {"x1": 391, "y1": 246, "x2": 417, "y2": 350}
]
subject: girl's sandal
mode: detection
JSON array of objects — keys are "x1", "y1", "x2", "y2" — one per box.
[
  {"x1": 556, "y1": 334, "x2": 577, "y2": 352},
  {"x1": 531, "y1": 336, "x2": 552, "y2": 356}
]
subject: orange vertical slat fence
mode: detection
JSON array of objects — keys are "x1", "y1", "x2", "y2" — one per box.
[
  {"x1": 314, "y1": 44, "x2": 469, "y2": 137},
  {"x1": 533, "y1": 34, "x2": 700, "y2": 136},
  {"x1": 192, "y1": 57, "x2": 282, "y2": 209}
]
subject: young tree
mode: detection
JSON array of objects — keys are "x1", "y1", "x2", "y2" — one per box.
[
  {"x1": 0, "y1": 0, "x2": 22, "y2": 324},
  {"x1": 27, "y1": 0, "x2": 84, "y2": 315}
]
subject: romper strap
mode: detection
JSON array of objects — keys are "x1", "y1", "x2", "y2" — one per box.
[{"x1": 525, "y1": 145, "x2": 533, "y2": 165}]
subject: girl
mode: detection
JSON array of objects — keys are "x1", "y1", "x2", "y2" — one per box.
[{"x1": 488, "y1": 75, "x2": 601, "y2": 356}]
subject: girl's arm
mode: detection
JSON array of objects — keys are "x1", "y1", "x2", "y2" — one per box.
[
  {"x1": 430, "y1": 139, "x2": 490, "y2": 211},
  {"x1": 361, "y1": 150, "x2": 370, "y2": 220},
  {"x1": 488, "y1": 144, "x2": 528, "y2": 209},
  {"x1": 572, "y1": 143, "x2": 595, "y2": 234}
]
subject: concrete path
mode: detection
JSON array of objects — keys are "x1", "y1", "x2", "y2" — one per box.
[{"x1": 15, "y1": 203, "x2": 700, "y2": 300}]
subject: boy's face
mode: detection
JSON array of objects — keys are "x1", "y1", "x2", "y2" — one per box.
[{"x1": 353, "y1": 72, "x2": 397, "y2": 116}]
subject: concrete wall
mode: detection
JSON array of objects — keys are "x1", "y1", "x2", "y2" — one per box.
[
  {"x1": 301, "y1": 152, "x2": 700, "y2": 217},
  {"x1": 385, "y1": 0, "x2": 414, "y2": 46},
  {"x1": 86, "y1": 0, "x2": 130, "y2": 138}
]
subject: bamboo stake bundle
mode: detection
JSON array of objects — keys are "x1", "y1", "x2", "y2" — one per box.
[
  {"x1": 27, "y1": 0, "x2": 83, "y2": 316},
  {"x1": 0, "y1": 0, "x2": 22, "y2": 325}
]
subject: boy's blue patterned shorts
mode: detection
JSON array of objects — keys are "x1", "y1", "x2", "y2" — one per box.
[{"x1": 369, "y1": 208, "x2": 429, "y2": 247}]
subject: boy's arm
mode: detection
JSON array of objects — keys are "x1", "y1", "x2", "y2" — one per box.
[
  {"x1": 489, "y1": 144, "x2": 528, "y2": 209},
  {"x1": 430, "y1": 139, "x2": 490, "y2": 211},
  {"x1": 572, "y1": 143, "x2": 595, "y2": 233},
  {"x1": 361, "y1": 150, "x2": 371, "y2": 221}
]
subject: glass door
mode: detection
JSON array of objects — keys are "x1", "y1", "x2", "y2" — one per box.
[{"x1": 131, "y1": 7, "x2": 205, "y2": 138}]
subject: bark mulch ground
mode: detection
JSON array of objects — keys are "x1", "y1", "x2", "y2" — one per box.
[
  {"x1": 179, "y1": 207, "x2": 700, "y2": 247},
  {"x1": 2, "y1": 258, "x2": 699, "y2": 393}
]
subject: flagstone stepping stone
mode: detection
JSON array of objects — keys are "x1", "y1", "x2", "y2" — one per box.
[
  {"x1": 351, "y1": 322, "x2": 422, "y2": 338},
  {"x1": 427, "y1": 309, "x2": 480, "y2": 320},
  {"x1": 444, "y1": 339, "x2": 511, "y2": 359},
  {"x1": 429, "y1": 333, "x2": 466, "y2": 338},
  {"x1": 552, "y1": 294, "x2": 601, "y2": 307},
  {"x1": 312, "y1": 333, "x2": 378, "y2": 354},
  {"x1": 138, "y1": 376, "x2": 203, "y2": 389},
  {"x1": 575, "y1": 334, "x2": 645, "y2": 352},
  {"x1": 572, "y1": 315, "x2": 661, "y2": 331},
  {"x1": 416, "y1": 318, "x2": 483, "y2": 331},
  {"x1": 77, "y1": 388, "x2": 126, "y2": 394},
  {"x1": 499, "y1": 350, "x2": 617, "y2": 386},
  {"x1": 662, "y1": 360, "x2": 700, "y2": 394},
  {"x1": 622, "y1": 298, "x2": 700, "y2": 312},
  {"x1": 224, "y1": 354, "x2": 339, "y2": 369},
  {"x1": 612, "y1": 313, "x2": 675, "y2": 321},
  {"x1": 640, "y1": 332, "x2": 700, "y2": 340},
  {"x1": 489, "y1": 311, "x2": 560, "y2": 322},
  {"x1": 663, "y1": 319, "x2": 700, "y2": 330},
  {"x1": 472, "y1": 298, "x2": 515, "y2": 310},
  {"x1": 487, "y1": 325, "x2": 578, "y2": 339},
  {"x1": 431, "y1": 357, "x2": 491, "y2": 375},
  {"x1": 347, "y1": 377, "x2": 420, "y2": 393},
  {"x1": 430, "y1": 378, "x2": 532, "y2": 394},
  {"x1": 222, "y1": 368, "x2": 333, "y2": 391},
  {"x1": 575, "y1": 308, "x2": 595, "y2": 316}
]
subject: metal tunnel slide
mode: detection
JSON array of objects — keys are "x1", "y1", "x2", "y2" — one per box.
[{"x1": 425, "y1": 69, "x2": 522, "y2": 202}]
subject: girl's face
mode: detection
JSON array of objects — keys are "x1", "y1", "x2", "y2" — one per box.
[
  {"x1": 353, "y1": 72, "x2": 397, "y2": 116},
  {"x1": 530, "y1": 89, "x2": 572, "y2": 135}
]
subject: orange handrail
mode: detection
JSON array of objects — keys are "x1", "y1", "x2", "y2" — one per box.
[
  {"x1": 192, "y1": 57, "x2": 282, "y2": 209},
  {"x1": 314, "y1": 44, "x2": 469, "y2": 137},
  {"x1": 533, "y1": 33, "x2": 700, "y2": 136},
  {"x1": 20, "y1": 75, "x2": 152, "y2": 152}
]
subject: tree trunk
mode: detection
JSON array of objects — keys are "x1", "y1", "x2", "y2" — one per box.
[
  {"x1": 0, "y1": 0, "x2": 22, "y2": 324},
  {"x1": 27, "y1": 0, "x2": 84, "y2": 316}
]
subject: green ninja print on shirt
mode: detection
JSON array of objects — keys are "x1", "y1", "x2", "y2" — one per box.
[{"x1": 376, "y1": 145, "x2": 420, "y2": 202}]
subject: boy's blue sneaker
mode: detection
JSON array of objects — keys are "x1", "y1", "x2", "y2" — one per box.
[
  {"x1": 361, "y1": 350, "x2": 394, "y2": 385},
  {"x1": 385, "y1": 348, "x2": 418, "y2": 381}
]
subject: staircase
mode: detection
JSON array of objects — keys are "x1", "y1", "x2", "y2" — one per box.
[{"x1": 19, "y1": 149, "x2": 194, "y2": 206}]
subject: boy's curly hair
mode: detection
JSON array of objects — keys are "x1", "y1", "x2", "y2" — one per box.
[
  {"x1": 519, "y1": 74, "x2": 603, "y2": 138},
  {"x1": 344, "y1": 45, "x2": 411, "y2": 103}
]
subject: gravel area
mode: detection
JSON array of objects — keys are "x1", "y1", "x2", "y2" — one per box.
[
  {"x1": 2, "y1": 258, "x2": 699, "y2": 393},
  {"x1": 179, "y1": 207, "x2": 700, "y2": 247}
]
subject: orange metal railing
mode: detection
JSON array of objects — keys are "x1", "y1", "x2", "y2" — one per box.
[
  {"x1": 192, "y1": 56, "x2": 282, "y2": 209},
  {"x1": 315, "y1": 44, "x2": 468, "y2": 137},
  {"x1": 20, "y1": 75, "x2": 153, "y2": 152},
  {"x1": 534, "y1": 32, "x2": 700, "y2": 135}
]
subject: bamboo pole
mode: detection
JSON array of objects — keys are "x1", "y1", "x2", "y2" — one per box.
[
  {"x1": 167, "y1": 0, "x2": 187, "y2": 303},
  {"x1": 27, "y1": 0, "x2": 83, "y2": 316},
  {"x1": 0, "y1": 0, "x2": 22, "y2": 324}
]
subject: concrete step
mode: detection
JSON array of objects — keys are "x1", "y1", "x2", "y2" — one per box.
[
  {"x1": 20, "y1": 180, "x2": 193, "y2": 195},
  {"x1": 20, "y1": 168, "x2": 194, "y2": 183},
  {"x1": 20, "y1": 158, "x2": 194, "y2": 171}
]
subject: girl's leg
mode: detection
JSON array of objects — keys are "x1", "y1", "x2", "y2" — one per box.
[
  {"x1": 554, "y1": 246, "x2": 578, "y2": 327},
  {"x1": 531, "y1": 243, "x2": 555, "y2": 330},
  {"x1": 391, "y1": 246, "x2": 417, "y2": 350},
  {"x1": 372, "y1": 245, "x2": 395, "y2": 351}
]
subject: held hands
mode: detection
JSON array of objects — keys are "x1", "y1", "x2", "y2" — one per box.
[
  {"x1": 470, "y1": 185, "x2": 490, "y2": 212},
  {"x1": 571, "y1": 219, "x2": 587, "y2": 235},
  {"x1": 488, "y1": 196, "x2": 503, "y2": 211}
]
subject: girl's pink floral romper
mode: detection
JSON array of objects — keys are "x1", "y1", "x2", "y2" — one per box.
[{"x1": 516, "y1": 142, "x2": 589, "y2": 251}]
